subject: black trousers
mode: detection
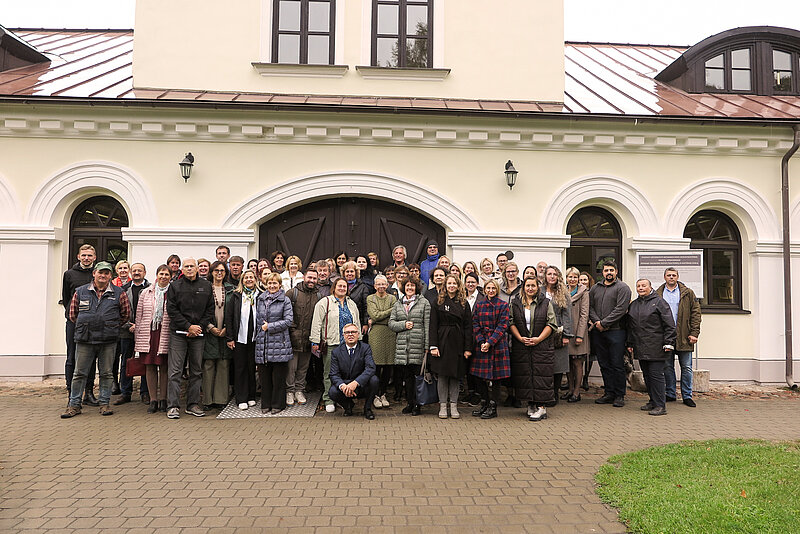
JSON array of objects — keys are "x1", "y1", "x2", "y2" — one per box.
[
  {"x1": 640, "y1": 359, "x2": 667, "y2": 408},
  {"x1": 403, "y1": 364, "x2": 419, "y2": 406},
  {"x1": 376, "y1": 365, "x2": 392, "y2": 396},
  {"x1": 233, "y1": 341, "x2": 256, "y2": 404},
  {"x1": 259, "y1": 361, "x2": 288, "y2": 410},
  {"x1": 328, "y1": 375, "x2": 380, "y2": 410},
  {"x1": 476, "y1": 379, "x2": 500, "y2": 403}
]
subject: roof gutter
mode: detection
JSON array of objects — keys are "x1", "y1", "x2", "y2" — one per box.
[
  {"x1": 0, "y1": 94, "x2": 799, "y2": 128},
  {"x1": 780, "y1": 125, "x2": 800, "y2": 390}
]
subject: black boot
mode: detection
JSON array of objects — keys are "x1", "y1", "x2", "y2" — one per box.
[
  {"x1": 480, "y1": 400, "x2": 498, "y2": 419},
  {"x1": 158, "y1": 400, "x2": 167, "y2": 412},
  {"x1": 472, "y1": 400, "x2": 488, "y2": 417},
  {"x1": 111, "y1": 382, "x2": 121, "y2": 395},
  {"x1": 147, "y1": 401, "x2": 158, "y2": 414},
  {"x1": 83, "y1": 388, "x2": 99, "y2": 407}
]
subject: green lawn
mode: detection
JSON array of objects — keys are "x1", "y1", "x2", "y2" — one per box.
[{"x1": 595, "y1": 439, "x2": 800, "y2": 534}]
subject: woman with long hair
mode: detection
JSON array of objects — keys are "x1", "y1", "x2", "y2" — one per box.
[
  {"x1": 470, "y1": 279, "x2": 511, "y2": 419},
  {"x1": 134, "y1": 264, "x2": 172, "y2": 413},
  {"x1": 202, "y1": 261, "x2": 234, "y2": 410},
  {"x1": 270, "y1": 250, "x2": 286, "y2": 274},
  {"x1": 356, "y1": 255, "x2": 375, "y2": 288},
  {"x1": 366, "y1": 274, "x2": 397, "y2": 408},
  {"x1": 462, "y1": 261, "x2": 478, "y2": 281},
  {"x1": 543, "y1": 266, "x2": 574, "y2": 404},
  {"x1": 425, "y1": 266, "x2": 448, "y2": 306},
  {"x1": 166, "y1": 254, "x2": 181, "y2": 281},
  {"x1": 509, "y1": 276, "x2": 557, "y2": 421},
  {"x1": 225, "y1": 270, "x2": 260, "y2": 410},
  {"x1": 247, "y1": 259, "x2": 258, "y2": 273},
  {"x1": 334, "y1": 251, "x2": 348, "y2": 276},
  {"x1": 565, "y1": 267, "x2": 590, "y2": 402},
  {"x1": 430, "y1": 275, "x2": 473, "y2": 419}
]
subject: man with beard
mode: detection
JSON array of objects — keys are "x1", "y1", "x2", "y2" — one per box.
[{"x1": 286, "y1": 269, "x2": 320, "y2": 406}]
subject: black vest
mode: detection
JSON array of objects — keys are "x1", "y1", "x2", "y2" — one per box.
[{"x1": 74, "y1": 283, "x2": 124, "y2": 344}]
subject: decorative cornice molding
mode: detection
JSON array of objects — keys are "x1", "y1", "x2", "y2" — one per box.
[
  {"x1": 447, "y1": 232, "x2": 571, "y2": 250},
  {"x1": 252, "y1": 63, "x2": 349, "y2": 78},
  {"x1": 630, "y1": 237, "x2": 693, "y2": 251},
  {"x1": 0, "y1": 226, "x2": 57, "y2": 242},
  {"x1": 751, "y1": 241, "x2": 800, "y2": 256},
  {"x1": 1, "y1": 109, "x2": 795, "y2": 156},
  {"x1": 123, "y1": 227, "x2": 255, "y2": 244}
]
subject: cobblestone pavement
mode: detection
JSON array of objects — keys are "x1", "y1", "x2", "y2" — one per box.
[{"x1": 1, "y1": 387, "x2": 799, "y2": 533}]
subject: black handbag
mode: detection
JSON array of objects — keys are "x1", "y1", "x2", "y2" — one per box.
[{"x1": 415, "y1": 351, "x2": 439, "y2": 405}]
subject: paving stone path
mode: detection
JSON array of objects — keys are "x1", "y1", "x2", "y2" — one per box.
[{"x1": 1, "y1": 388, "x2": 799, "y2": 533}]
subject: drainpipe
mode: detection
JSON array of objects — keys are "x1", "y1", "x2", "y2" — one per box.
[{"x1": 780, "y1": 125, "x2": 800, "y2": 389}]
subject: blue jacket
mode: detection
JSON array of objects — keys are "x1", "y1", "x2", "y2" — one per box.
[
  {"x1": 419, "y1": 253, "x2": 440, "y2": 286},
  {"x1": 74, "y1": 283, "x2": 125, "y2": 344},
  {"x1": 329, "y1": 341, "x2": 376, "y2": 389},
  {"x1": 254, "y1": 289, "x2": 294, "y2": 364}
]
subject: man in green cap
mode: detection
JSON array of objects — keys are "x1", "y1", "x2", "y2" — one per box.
[{"x1": 62, "y1": 261, "x2": 131, "y2": 418}]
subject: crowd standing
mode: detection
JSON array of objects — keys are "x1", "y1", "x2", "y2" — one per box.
[{"x1": 60, "y1": 242, "x2": 701, "y2": 420}]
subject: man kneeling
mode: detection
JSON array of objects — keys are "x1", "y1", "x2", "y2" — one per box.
[{"x1": 329, "y1": 324, "x2": 379, "y2": 420}]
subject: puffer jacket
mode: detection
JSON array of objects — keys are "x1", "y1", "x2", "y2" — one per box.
[
  {"x1": 287, "y1": 282, "x2": 320, "y2": 353},
  {"x1": 626, "y1": 290, "x2": 677, "y2": 361},
  {"x1": 134, "y1": 284, "x2": 172, "y2": 355},
  {"x1": 656, "y1": 282, "x2": 701, "y2": 352},
  {"x1": 388, "y1": 296, "x2": 431, "y2": 366},
  {"x1": 510, "y1": 292, "x2": 557, "y2": 404},
  {"x1": 254, "y1": 289, "x2": 294, "y2": 364}
]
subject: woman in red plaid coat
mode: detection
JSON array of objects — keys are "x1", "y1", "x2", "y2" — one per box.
[{"x1": 470, "y1": 279, "x2": 510, "y2": 419}]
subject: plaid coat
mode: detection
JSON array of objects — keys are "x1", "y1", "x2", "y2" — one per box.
[{"x1": 470, "y1": 296, "x2": 511, "y2": 380}]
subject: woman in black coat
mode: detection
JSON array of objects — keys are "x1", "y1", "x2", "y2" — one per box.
[
  {"x1": 509, "y1": 276, "x2": 558, "y2": 422},
  {"x1": 429, "y1": 275, "x2": 473, "y2": 420},
  {"x1": 626, "y1": 279, "x2": 677, "y2": 416}
]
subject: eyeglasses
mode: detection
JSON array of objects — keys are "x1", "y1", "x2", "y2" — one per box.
[
  {"x1": 343, "y1": 331, "x2": 358, "y2": 335},
  {"x1": 213, "y1": 269, "x2": 226, "y2": 273}
]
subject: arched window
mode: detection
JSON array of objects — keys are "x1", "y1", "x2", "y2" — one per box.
[
  {"x1": 69, "y1": 195, "x2": 129, "y2": 265},
  {"x1": 566, "y1": 207, "x2": 622, "y2": 282},
  {"x1": 683, "y1": 210, "x2": 742, "y2": 309}
]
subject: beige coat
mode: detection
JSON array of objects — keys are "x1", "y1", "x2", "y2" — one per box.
[{"x1": 568, "y1": 285, "x2": 590, "y2": 356}]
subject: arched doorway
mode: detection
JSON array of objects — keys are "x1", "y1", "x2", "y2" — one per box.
[
  {"x1": 69, "y1": 195, "x2": 129, "y2": 264},
  {"x1": 566, "y1": 207, "x2": 622, "y2": 282},
  {"x1": 259, "y1": 197, "x2": 446, "y2": 267}
]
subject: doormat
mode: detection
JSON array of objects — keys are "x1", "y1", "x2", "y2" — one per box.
[{"x1": 216, "y1": 391, "x2": 321, "y2": 419}]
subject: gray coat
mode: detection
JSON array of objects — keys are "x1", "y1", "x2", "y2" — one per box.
[
  {"x1": 388, "y1": 297, "x2": 430, "y2": 367},
  {"x1": 254, "y1": 289, "x2": 294, "y2": 364}
]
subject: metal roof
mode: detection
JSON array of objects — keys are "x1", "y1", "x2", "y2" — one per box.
[{"x1": 1, "y1": 29, "x2": 799, "y2": 119}]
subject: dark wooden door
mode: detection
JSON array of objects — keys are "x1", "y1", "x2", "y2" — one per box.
[
  {"x1": 69, "y1": 195, "x2": 128, "y2": 264},
  {"x1": 259, "y1": 198, "x2": 445, "y2": 268}
]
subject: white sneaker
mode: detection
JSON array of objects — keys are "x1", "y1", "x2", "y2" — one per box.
[
  {"x1": 325, "y1": 403, "x2": 335, "y2": 413},
  {"x1": 373, "y1": 396, "x2": 383, "y2": 409},
  {"x1": 286, "y1": 392, "x2": 295, "y2": 406},
  {"x1": 450, "y1": 402, "x2": 460, "y2": 419},
  {"x1": 247, "y1": 400, "x2": 256, "y2": 407},
  {"x1": 295, "y1": 391, "x2": 307, "y2": 405},
  {"x1": 439, "y1": 403, "x2": 448, "y2": 419},
  {"x1": 529, "y1": 406, "x2": 547, "y2": 421},
  {"x1": 380, "y1": 394, "x2": 390, "y2": 408},
  {"x1": 238, "y1": 402, "x2": 248, "y2": 410},
  {"x1": 527, "y1": 404, "x2": 535, "y2": 416}
]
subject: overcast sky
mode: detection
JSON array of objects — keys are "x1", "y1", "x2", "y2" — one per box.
[{"x1": 1, "y1": 0, "x2": 799, "y2": 46}]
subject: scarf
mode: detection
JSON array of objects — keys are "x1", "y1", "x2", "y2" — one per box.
[
  {"x1": 152, "y1": 284, "x2": 168, "y2": 330},
  {"x1": 402, "y1": 294, "x2": 416, "y2": 313},
  {"x1": 243, "y1": 286, "x2": 257, "y2": 306}
]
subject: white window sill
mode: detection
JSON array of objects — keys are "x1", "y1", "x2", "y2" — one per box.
[
  {"x1": 355, "y1": 65, "x2": 451, "y2": 81},
  {"x1": 251, "y1": 63, "x2": 349, "y2": 78}
]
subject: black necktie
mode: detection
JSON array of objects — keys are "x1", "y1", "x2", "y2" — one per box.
[{"x1": 349, "y1": 347, "x2": 354, "y2": 357}]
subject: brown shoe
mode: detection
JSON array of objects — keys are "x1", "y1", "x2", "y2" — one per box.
[
  {"x1": 61, "y1": 405, "x2": 81, "y2": 419},
  {"x1": 99, "y1": 405, "x2": 114, "y2": 416},
  {"x1": 113, "y1": 395, "x2": 131, "y2": 405}
]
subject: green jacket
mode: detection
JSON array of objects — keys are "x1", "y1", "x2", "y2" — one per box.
[
  {"x1": 656, "y1": 281, "x2": 701, "y2": 352},
  {"x1": 389, "y1": 297, "x2": 431, "y2": 366},
  {"x1": 203, "y1": 283, "x2": 235, "y2": 360}
]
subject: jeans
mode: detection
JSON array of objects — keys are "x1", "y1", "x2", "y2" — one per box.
[
  {"x1": 329, "y1": 374, "x2": 379, "y2": 409},
  {"x1": 68, "y1": 342, "x2": 116, "y2": 407},
  {"x1": 119, "y1": 337, "x2": 149, "y2": 398},
  {"x1": 167, "y1": 333, "x2": 204, "y2": 409},
  {"x1": 591, "y1": 329, "x2": 627, "y2": 398},
  {"x1": 665, "y1": 350, "x2": 693, "y2": 400},
  {"x1": 640, "y1": 359, "x2": 667, "y2": 408},
  {"x1": 65, "y1": 320, "x2": 96, "y2": 393}
]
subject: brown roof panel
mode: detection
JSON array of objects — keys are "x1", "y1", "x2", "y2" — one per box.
[{"x1": 1, "y1": 29, "x2": 798, "y2": 119}]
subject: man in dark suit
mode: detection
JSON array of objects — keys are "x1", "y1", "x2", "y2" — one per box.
[{"x1": 329, "y1": 324, "x2": 379, "y2": 420}]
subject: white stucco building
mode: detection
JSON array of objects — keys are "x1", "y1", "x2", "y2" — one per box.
[{"x1": 0, "y1": 0, "x2": 798, "y2": 383}]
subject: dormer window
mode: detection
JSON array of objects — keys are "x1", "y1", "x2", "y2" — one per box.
[{"x1": 656, "y1": 26, "x2": 800, "y2": 96}]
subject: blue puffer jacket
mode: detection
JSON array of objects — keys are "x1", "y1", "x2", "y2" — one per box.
[{"x1": 254, "y1": 289, "x2": 294, "y2": 364}]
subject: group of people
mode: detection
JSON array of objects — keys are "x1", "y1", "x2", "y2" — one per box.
[{"x1": 60, "y1": 242, "x2": 701, "y2": 421}]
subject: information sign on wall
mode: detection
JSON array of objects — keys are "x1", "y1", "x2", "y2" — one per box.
[{"x1": 635, "y1": 252, "x2": 703, "y2": 299}]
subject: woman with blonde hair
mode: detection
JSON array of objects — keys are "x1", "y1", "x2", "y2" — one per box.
[
  {"x1": 197, "y1": 258, "x2": 211, "y2": 280},
  {"x1": 255, "y1": 272, "x2": 294, "y2": 414},
  {"x1": 565, "y1": 266, "x2": 589, "y2": 402},
  {"x1": 544, "y1": 265, "x2": 574, "y2": 404},
  {"x1": 112, "y1": 260, "x2": 130, "y2": 287},
  {"x1": 225, "y1": 270, "x2": 260, "y2": 410},
  {"x1": 479, "y1": 258, "x2": 495, "y2": 287},
  {"x1": 280, "y1": 255, "x2": 304, "y2": 291},
  {"x1": 430, "y1": 274, "x2": 473, "y2": 419}
]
